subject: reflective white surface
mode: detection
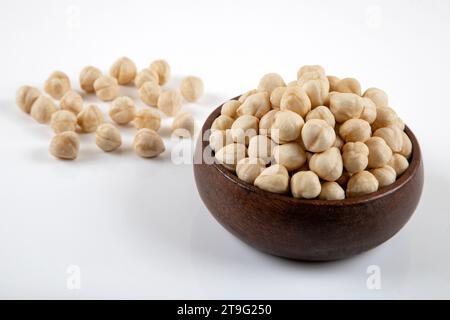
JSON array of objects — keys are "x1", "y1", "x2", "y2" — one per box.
[{"x1": 0, "y1": 0, "x2": 449, "y2": 299}]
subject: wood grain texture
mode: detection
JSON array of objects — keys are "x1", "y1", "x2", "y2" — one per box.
[{"x1": 193, "y1": 100, "x2": 424, "y2": 261}]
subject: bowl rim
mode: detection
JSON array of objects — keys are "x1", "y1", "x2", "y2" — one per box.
[{"x1": 200, "y1": 96, "x2": 422, "y2": 206}]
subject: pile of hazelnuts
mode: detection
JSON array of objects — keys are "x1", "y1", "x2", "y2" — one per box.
[
  {"x1": 15, "y1": 57, "x2": 204, "y2": 160},
  {"x1": 211, "y1": 65, "x2": 412, "y2": 199}
]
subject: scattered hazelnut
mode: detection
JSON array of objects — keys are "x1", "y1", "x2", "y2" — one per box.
[
  {"x1": 365, "y1": 136, "x2": 393, "y2": 168},
  {"x1": 370, "y1": 165, "x2": 397, "y2": 188},
  {"x1": 135, "y1": 68, "x2": 159, "y2": 88},
  {"x1": 236, "y1": 157, "x2": 266, "y2": 184},
  {"x1": 342, "y1": 142, "x2": 369, "y2": 174},
  {"x1": 157, "y1": 90, "x2": 182, "y2": 116},
  {"x1": 60, "y1": 91, "x2": 83, "y2": 115},
  {"x1": 272, "y1": 142, "x2": 307, "y2": 171},
  {"x1": 109, "y1": 57, "x2": 137, "y2": 85},
  {"x1": 257, "y1": 73, "x2": 286, "y2": 95},
  {"x1": 30, "y1": 95, "x2": 57, "y2": 124},
  {"x1": 44, "y1": 71, "x2": 71, "y2": 100},
  {"x1": 309, "y1": 147, "x2": 343, "y2": 182},
  {"x1": 139, "y1": 81, "x2": 161, "y2": 107},
  {"x1": 171, "y1": 112, "x2": 195, "y2": 137},
  {"x1": 339, "y1": 119, "x2": 372, "y2": 142},
  {"x1": 16, "y1": 85, "x2": 40, "y2": 113},
  {"x1": 134, "y1": 108, "x2": 161, "y2": 131},
  {"x1": 291, "y1": 170, "x2": 321, "y2": 199},
  {"x1": 319, "y1": 182, "x2": 345, "y2": 200},
  {"x1": 50, "y1": 110, "x2": 77, "y2": 133},
  {"x1": 95, "y1": 123, "x2": 122, "y2": 152},
  {"x1": 301, "y1": 119, "x2": 336, "y2": 153},
  {"x1": 79, "y1": 66, "x2": 102, "y2": 93},
  {"x1": 254, "y1": 164, "x2": 290, "y2": 194},
  {"x1": 346, "y1": 171, "x2": 379, "y2": 197},
  {"x1": 133, "y1": 128, "x2": 165, "y2": 158},
  {"x1": 109, "y1": 96, "x2": 136, "y2": 125},
  {"x1": 149, "y1": 59, "x2": 171, "y2": 85},
  {"x1": 77, "y1": 104, "x2": 103, "y2": 133},
  {"x1": 94, "y1": 75, "x2": 119, "y2": 101},
  {"x1": 49, "y1": 131, "x2": 80, "y2": 160},
  {"x1": 180, "y1": 76, "x2": 204, "y2": 102}
]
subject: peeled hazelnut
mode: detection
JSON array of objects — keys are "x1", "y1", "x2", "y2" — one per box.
[
  {"x1": 302, "y1": 79, "x2": 329, "y2": 107},
  {"x1": 211, "y1": 115, "x2": 234, "y2": 132},
  {"x1": 388, "y1": 154, "x2": 409, "y2": 176},
  {"x1": 149, "y1": 59, "x2": 171, "y2": 85},
  {"x1": 95, "y1": 123, "x2": 122, "y2": 152},
  {"x1": 254, "y1": 164, "x2": 290, "y2": 194},
  {"x1": 257, "y1": 73, "x2": 286, "y2": 95},
  {"x1": 209, "y1": 129, "x2": 233, "y2": 152},
  {"x1": 372, "y1": 107, "x2": 399, "y2": 131},
  {"x1": 273, "y1": 142, "x2": 307, "y2": 171},
  {"x1": 135, "y1": 68, "x2": 159, "y2": 88},
  {"x1": 214, "y1": 143, "x2": 247, "y2": 171},
  {"x1": 309, "y1": 147, "x2": 343, "y2": 181},
  {"x1": 139, "y1": 81, "x2": 161, "y2": 107},
  {"x1": 301, "y1": 119, "x2": 336, "y2": 152},
  {"x1": 133, "y1": 129, "x2": 165, "y2": 158},
  {"x1": 44, "y1": 71, "x2": 71, "y2": 99},
  {"x1": 171, "y1": 112, "x2": 195, "y2": 137},
  {"x1": 297, "y1": 65, "x2": 326, "y2": 79},
  {"x1": 335, "y1": 77, "x2": 361, "y2": 95},
  {"x1": 297, "y1": 71, "x2": 327, "y2": 87},
  {"x1": 327, "y1": 76, "x2": 340, "y2": 92},
  {"x1": 370, "y1": 165, "x2": 396, "y2": 188},
  {"x1": 373, "y1": 126, "x2": 404, "y2": 153},
  {"x1": 339, "y1": 119, "x2": 371, "y2": 142},
  {"x1": 157, "y1": 90, "x2": 182, "y2": 116},
  {"x1": 50, "y1": 110, "x2": 77, "y2": 133},
  {"x1": 60, "y1": 91, "x2": 83, "y2": 115},
  {"x1": 342, "y1": 142, "x2": 369, "y2": 174},
  {"x1": 30, "y1": 95, "x2": 57, "y2": 124},
  {"x1": 346, "y1": 171, "x2": 379, "y2": 197},
  {"x1": 400, "y1": 132, "x2": 412, "y2": 159},
  {"x1": 329, "y1": 92, "x2": 364, "y2": 123},
  {"x1": 363, "y1": 87, "x2": 388, "y2": 108},
  {"x1": 180, "y1": 76, "x2": 204, "y2": 102},
  {"x1": 109, "y1": 96, "x2": 136, "y2": 125},
  {"x1": 79, "y1": 66, "x2": 102, "y2": 93},
  {"x1": 94, "y1": 75, "x2": 119, "y2": 101},
  {"x1": 221, "y1": 100, "x2": 241, "y2": 118},
  {"x1": 134, "y1": 108, "x2": 161, "y2": 131},
  {"x1": 365, "y1": 136, "x2": 393, "y2": 168},
  {"x1": 236, "y1": 92, "x2": 271, "y2": 118},
  {"x1": 333, "y1": 134, "x2": 344, "y2": 150},
  {"x1": 259, "y1": 109, "x2": 278, "y2": 136},
  {"x1": 291, "y1": 170, "x2": 321, "y2": 199},
  {"x1": 109, "y1": 57, "x2": 137, "y2": 85},
  {"x1": 319, "y1": 182, "x2": 345, "y2": 200},
  {"x1": 77, "y1": 105, "x2": 103, "y2": 133},
  {"x1": 271, "y1": 110, "x2": 304, "y2": 144},
  {"x1": 305, "y1": 105, "x2": 335, "y2": 128},
  {"x1": 248, "y1": 135, "x2": 274, "y2": 164},
  {"x1": 270, "y1": 86, "x2": 287, "y2": 109},
  {"x1": 231, "y1": 115, "x2": 259, "y2": 145},
  {"x1": 16, "y1": 85, "x2": 40, "y2": 113},
  {"x1": 360, "y1": 97, "x2": 377, "y2": 124},
  {"x1": 236, "y1": 157, "x2": 266, "y2": 184},
  {"x1": 49, "y1": 131, "x2": 80, "y2": 160},
  {"x1": 238, "y1": 89, "x2": 258, "y2": 103},
  {"x1": 280, "y1": 86, "x2": 311, "y2": 117}
]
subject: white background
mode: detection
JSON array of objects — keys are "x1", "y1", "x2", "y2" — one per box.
[{"x1": 0, "y1": 0, "x2": 449, "y2": 299}]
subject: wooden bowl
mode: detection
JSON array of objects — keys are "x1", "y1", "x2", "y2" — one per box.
[{"x1": 193, "y1": 101, "x2": 424, "y2": 261}]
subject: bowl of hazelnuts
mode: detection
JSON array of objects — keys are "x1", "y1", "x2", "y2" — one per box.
[{"x1": 194, "y1": 65, "x2": 424, "y2": 261}]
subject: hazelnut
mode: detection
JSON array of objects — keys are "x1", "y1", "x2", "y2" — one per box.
[
  {"x1": 133, "y1": 129, "x2": 165, "y2": 158},
  {"x1": 400, "y1": 131, "x2": 412, "y2": 159},
  {"x1": 134, "y1": 108, "x2": 161, "y2": 131},
  {"x1": 273, "y1": 142, "x2": 307, "y2": 171},
  {"x1": 388, "y1": 154, "x2": 409, "y2": 176},
  {"x1": 209, "y1": 129, "x2": 233, "y2": 152},
  {"x1": 93, "y1": 75, "x2": 119, "y2": 101},
  {"x1": 309, "y1": 147, "x2": 343, "y2": 182},
  {"x1": 16, "y1": 85, "x2": 40, "y2": 113},
  {"x1": 139, "y1": 81, "x2": 161, "y2": 107},
  {"x1": 211, "y1": 115, "x2": 234, "y2": 132},
  {"x1": 50, "y1": 110, "x2": 77, "y2": 133},
  {"x1": 333, "y1": 134, "x2": 344, "y2": 150},
  {"x1": 297, "y1": 65, "x2": 326, "y2": 79},
  {"x1": 346, "y1": 171, "x2": 379, "y2": 197},
  {"x1": 373, "y1": 126, "x2": 404, "y2": 153},
  {"x1": 79, "y1": 66, "x2": 102, "y2": 93},
  {"x1": 371, "y1": 107, "x2": 399, "y2": 131},
  {"x1": 259, "y1": 109, "x2": 278, "y2": 136},
  {"x1": 327, "y1": 75, "x2": 340, "y2": 92},
  {"x1": 301, "y1": 119, "x2": 336, "y2": 153},
  {"x1": 370, "y1": 165, "x2": 397, "y2": 188},
  {"x1": 60, "y1": 91, "x2": 83, "y2": 115},
  {"x1": 221, "y1": 100, "x2": 241, "y2": 118},
  {"x1": 149, "y1": 59, "x2": 171, "y2": 85},
  {"x1": 248, "y1": 135, "x2": 274, "y2": 164},
  {"x1": 77, "y1": 104, "x2": 103, "y2": 133},
  {"x1": 329, "y1": 92, "x2": 364, "y2": 123},
  {"x1": 109, "y1": 96, "x2": 136, "y2": 125},
  {"x1": 302, "y1": 79, "x2": 329, "y2": 108},
  {"x1": 336, "y1": 171, "x2": 352, "y2": 188},
  {"x1": 305, "y1": 105, "x2": 335, "y2": 128},
  {"x1": 319, "y1": 182, "x2": 345, "y2": 200},
  {"x1": 280, "y1": 86, "x2": 311, "y2": 117},
  {"x1": 236, "y1": 92, "x2": 271, "y2": 118},
  {"x1": 171, "y1": 112, "x2": 195, "y2": 137},
  {"x1": 95, "y1": 123, "x2": 122, "y2": 152},
  {"x1": 236, "y1": 157, "x2": 266, "y2": 184},
  {"x1": 157, "y1": 90, "x2": 182, "y2": 116},
  {"x1": 365, "y1": 136, "x2": 393, "y2": 168},
  {"x1": 271, "y1": 110, "x2": 304, "y2": 144},
  {"x1": 44, "y1": 71, "x2": 71, "y2": 100},
  {"x1": 30, "y1": 95, "x2": 57, "y2": 124},
  {"x1": 214, "y1": 143, "x2": 247, "y2": 171},
  {"x1": 363, "y1": 87, "x2": 388, "y2": 108},
  {"x1": 335, "y1": 77, "x2": 361, "y2": 95},
  {"x1": 135, "y1": 68, "x2": 159, "y2": 88},
  {"x1": 270, "y1": 86, "x2": 287, "y2": 109},
  {"x1": 254, "y1": 164, "x2": 290, "y2": 194},
  {"x1": 109, "y1": 56, "x2": 137, "y2": 85},
  {"x1": 339, "y1": 119, "x2": 371, "y2": 142},
  {"x1": 257, "y1": 73, "x2": 286, "y2": 95},
  {"x1": 230, "y1": 115, "x2": 259, "y2": 145},
  {"x1": 49, "y1": 131, "x2": 80, "y2": 160},
  {"x1": 291, "y1": 170, "x2": 321, "y2": 199},
  {"x1": 180, "y1": 76, "x2": 204, "y2": 102},
  {"x1": 360, "y1": 97, "x2": 377, "y2": 124},
  {"x1": 342, "y1": 142, "x2": 369, "y2": 174},
  {"x1": 238, "y1": 89, "x2": 258, "y2": 103}
]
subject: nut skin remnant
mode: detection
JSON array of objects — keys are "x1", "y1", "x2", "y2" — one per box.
[
  {"x1": 109, "y1": 57, "x2": 137, "y2": 85},
  {"x1": 49, "y1": 131, "x2": 80, "y2": 160},
  {"x1": 180, "y1": 76, "x2": 204, "y2": 102},
  {"x1": 77, "y1": 105, "x2": 104, "y2": 133},
  {"x1": 30, "y1": 95, "x2": 57, "y2": 124},
  {"x1": 79, "y1": 66, "x2": 102, "y2": 93},
  {"x1": 346, "y1": 171, "x2": 379, "y2": 198},
  {"x1": 109, "y1": 96, "x2": 136, "y2": 125},
  {"x1": 291, "y1": 171, "x2": 321, "y2": 199},
  {"x1": 96, "y1": 123, "x2": 122, "y2": 152},
  {"x1": 44, "y1": 71, "x2": 71, "y2": 100},
  {"x1": 133, "y1": 129, "x2": 165, "y2": 158},
  {"x1": 134, "y1": 108, "x2": 161, "y2": 131},
  {"x1": 60, "y1": 91, "x2": 83, "y2": 115},
  {"x1": 149, "y1": 59, "x2": 171, "y2": 85},
  {"x1": 50, "y1": 110, "x2": 77, "y2": 133},
  {"x1": 16, "y1": 85, "x2": 40, "y2": 113},
  {"x1": 94, "y1": 76, "x2": 119, "y2": 101},
  {"x1": 171, "y1": 112, "x2": 195, "y2": 137},
  {"x1": 157, "y1": 90, "x2": 182, "y2": 116}
]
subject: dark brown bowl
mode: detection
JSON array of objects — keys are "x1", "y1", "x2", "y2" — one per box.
[{"x1": 193, "y1": 100, "x2": 424, "y2": 261}]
